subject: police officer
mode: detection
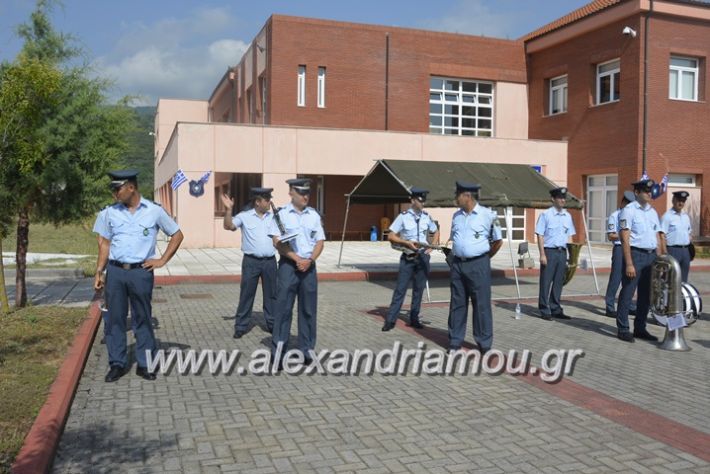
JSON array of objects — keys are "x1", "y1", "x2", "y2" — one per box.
[
  {"x1": 221, "y1": 187, "x2": 277, "y2": 338},
  {"x1": 93, "y1": 170, "x2": 184, "y2": 382},
  {"x1": 381, "y1": 187, "x2": 439, "y2": 331},
  {"x1": 447, "y1": 182, "x2": 502, "y2": 353},
  {"x1": 616, "y1": 179, "x2": 665, "y2": 342},
  {"x1": 604, "y1": 191, "x2": 637, "y2": 317},
  {"x1": 269, "y1": 178, "x2": 325, "y2": 365},
  {"x1": 661, "y1": 191, "x2": 692, "y2": 283},
  {"x1": 536, "y1": 187, "x2": 576, "y2": 321}
]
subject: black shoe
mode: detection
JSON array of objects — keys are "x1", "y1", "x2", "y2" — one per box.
[
  {"x1": 617, "y1": 331, "x2": 635, "y2": 342},
  {"x1": 605, "y1": 310, "x2": 617, "y2": 318},
  {"x1": 478, "y1": 346, "x2": 490, "y2": 356},
  {"x1": 136, "y1": 366, "x2": 157, "y2": 381},
  {"x1": 105, "y1": 365, "x2": 127, "y2": 383},
  {"x1": 151, "y1": 317, "x2": 160, "y2": 329},
  {"x1": 408, "y1": 320, "x2": 424, "y2": 329},
  {"x1": 553, "y1": 312, "x2": 571, "y2": 320},
  {"x1": 633, "y1": 330, "x2": 659, "y2": 342},
  {"x1": 541, "y1": 314, "x2": 553, "y2": 321},
  {"x1": 233, "y1": 330, "x2": 246, "y2": 339},
  {"x1": 303, "y1": 356, "x2": 313, "y2": 367},
  {"x1": 382, "y1": 321, "x2": 395, "y2": 332},
  {"x1": 265, "y1": 325, "x2": 273, "y2": 334},
  {"x1": 629, "y1": 308, "x2": 637, "y2": 316}
]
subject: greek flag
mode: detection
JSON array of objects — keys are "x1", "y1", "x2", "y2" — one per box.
[
  {"x1": 660, "y1": 173, "x2": 669, "y2": 193},
  {"x1": 198, "y1": 170, "x2": 212, "y2": 184},
  {"x1": 641, "y1": 170, "x2": 649, "y2": 181},
  {"x1": 171, "y1": 169, "x2": 188, "y2": 190}
]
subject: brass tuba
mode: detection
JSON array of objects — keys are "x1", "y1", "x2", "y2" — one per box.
[
  {"x1": 650, "y1": 254, "x2": 701, "y2": 351},
  {"x1": 562, "y1": 242, "x2": 583, "y2": 286}
]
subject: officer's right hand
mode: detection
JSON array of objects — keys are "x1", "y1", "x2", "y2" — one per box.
[
  {"x1": 220, "y1": 193, "x2": 234, "y2": 209},
  {"x1": 94, "y1": 273, "x2": 105, "y2": 291},
  {"x1": 406, "y1": 241, "x2": 418, "y2": 251},
  {"x1": 539, "y1": 255, "x2": 547, "y2": 266},
  {"x1": 625, "y1": 264, "x2": 636, "y2": 279}
]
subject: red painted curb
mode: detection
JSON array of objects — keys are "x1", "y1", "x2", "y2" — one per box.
[{"x1": 12, "y1": 297, "x2": 102, "y2": 474}]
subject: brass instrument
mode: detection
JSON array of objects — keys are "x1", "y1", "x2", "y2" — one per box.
[
  {"x1": 650, "y1": 254, "x2": 701, "y2": 351},
  {"x1": 562, "y1": 242, "x2": 583, "y2": 286},
  {"x1": 270, "y1": 202, "x2": 298, "y2": 243}
]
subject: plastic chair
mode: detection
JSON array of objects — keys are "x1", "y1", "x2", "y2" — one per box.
[{"x1": 380, "y1": 217, "x2": 391, "y2": 241}]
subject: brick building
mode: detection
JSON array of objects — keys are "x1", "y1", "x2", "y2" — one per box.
[{"x1": 155, "y1": 0, "x2": 709, "y2": 248}]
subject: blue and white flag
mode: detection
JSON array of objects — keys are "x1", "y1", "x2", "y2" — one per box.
[
  {"x1": 198, "y1": 170, "x2": 212, "y2": 184},
  {"x1": 171, "y1": 169, "x2": 188, "y2": 190},
  {"x1": 641, "y1": 170, "x2": 649, "y2": 181}
]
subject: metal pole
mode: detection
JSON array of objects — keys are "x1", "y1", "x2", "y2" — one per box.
[
  {"x1": 581, "y1": 205, "x2": 600, "y2": 295},
  {"x1": 506, "y1": 206, "x2": 522, "y2": 299},
  {"x1": 337, "y1": 196, "x2": 352, "y2": 268}
]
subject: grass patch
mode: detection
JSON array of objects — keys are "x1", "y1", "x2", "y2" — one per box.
[
  {"x1": 2, "y1": 221, "x2": 98, "y2": 257},
  {"x1": 0, "y1": 306, "x2": 87, "y2": 473}
]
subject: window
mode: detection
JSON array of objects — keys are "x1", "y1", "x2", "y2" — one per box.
[
  {"x1": 669, "y1": 56, "x2": 698, "y2": 101},
  {"x1": 317, "y1": 67, "x2": 326, "y2": 108},
  {"x1": 668, "y1": 174, "x2": 696, "y2": 186},
  {"x1": 429, "y1": 77, "x2": 494, "y2": 137},
  {"x1": 297, "y1": 65, "x2": 306, "y2": 107},
  {"x1": 549, "y1": 75, "x2": 568, "y2": 115},
  {"x1": 586, "y1": 174, "x2": 618, "y2": 242},
  {"x1": 596, "y1": 59, "x2": 620, "y2": 104},
  {"x1": 495, "y1": 207, "x2": 526, "y2": 240}
]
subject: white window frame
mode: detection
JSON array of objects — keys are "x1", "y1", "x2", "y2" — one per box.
[
  {"x1": 495, "y1": 207, "x2": 526, "y2": 240},
  {"x1": 317, "y1": 67, "x2": 326, "y2": 108},
  {"x1": 669, "y1": 56, "x2": 699, "y2": 102},
  {"x1": 668, "y1": 173, "x2": 696, "y2": 186},
  {"x1": 429, "y1": 77, "x2": 495, "y2": 137},
  {"x1": 297, "y1": 65, "x2": 306, "y2": 107},
  {"x1": 586, "y1": 174, "x2": 618, "y2": 243},
  {"x1": 596, "y1": 58, "x2": 620, "y2": 105},
  {"x1": 549, "y1": 74, "x2": 568, "y2": 115}
]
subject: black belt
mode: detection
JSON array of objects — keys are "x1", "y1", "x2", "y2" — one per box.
[
  {"x1": 545, "y1": 247, "x2": 567, "y2": 251},
  {"x1": 631, "y1": 246, "x2": 655, "y2": 254},
  {"x1": 244, "y1": 254, "x2": 275, "y2": 260},
  {"x1": 109, "y1": 259, "x2": 144, "y2": 270},
  {"x1": 454, "y1": 254, "x2": 487, "y2": 263},
  {"x1": 668, "y1": 245, "x2": 689, "y2": 249}
]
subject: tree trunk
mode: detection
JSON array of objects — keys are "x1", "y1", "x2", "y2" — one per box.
[
  {"x1": 0, "y1": 239, "x2": 10, "y2": 313},
  {"x1": 15, "y1": 208, "x2": 30, "y2": 308}
]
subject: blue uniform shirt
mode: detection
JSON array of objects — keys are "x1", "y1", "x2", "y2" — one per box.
[
  {"x1": 536, "y1": 206, "x2": 576, "y2": 248},
  {"x1": 619, "y1": 201, "x2": 661, "y2": 249},
  {"x1": 449, "y1": 204, "x2": 502, "y2": 258},
  {"x1": 607, "y1": 209, "x2": 622, "y2": 246},
  {"x1": 268, "y1": 203, "x2": 325, "y2": 259},
  {"x1": 661, "y1": 209, "x2": 692, "y2": 246},
  {"x1": 93, "y1": 197, "x2": 180, "y2": 263},
  {"x1": 232, "y1": 209, "x2": 276, "y2": 257},
  {"x1": 389, "y1": 208, "x2": 437, "y2": 244}
]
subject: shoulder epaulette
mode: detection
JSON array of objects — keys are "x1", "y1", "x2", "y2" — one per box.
[{"x1": 151, "y1": 201, "x2": 162, "y2": 207}]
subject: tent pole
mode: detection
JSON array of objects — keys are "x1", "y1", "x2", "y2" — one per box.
[
  {"x1": 506, "y1": 206, "x2": 522, "y2": 299},
  {"x1": 337, "y1": 196, "x2": 352, "y2": 268},
  {"x1": 581, "y1": 205, "x2": 600, "y2": 295},
  {"x1": 425, "y1": 280, "x2": 431, "y2": 303}
]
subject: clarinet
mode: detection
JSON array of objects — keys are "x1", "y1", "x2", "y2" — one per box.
[{"x1": 270, "y1": 202, "x2": 298, "y2": 243}]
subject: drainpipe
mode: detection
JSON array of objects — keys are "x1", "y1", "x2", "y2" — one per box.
[
  {"x1": 385, "y1": 32, "x2": 390, "y2": 131},
  {"x1": 642, "y1": 0, "x2": 654, "y2": 173}
]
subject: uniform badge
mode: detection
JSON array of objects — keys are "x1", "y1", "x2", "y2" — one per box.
[
  {"x1": 310, "y1": 230, "x2": 317, "y2": 239},
  {"x1": 608, "y1": 223, "x2": 614, "y2": 230},
  {"x1": 474, "y1": 232, "x2": 480, "y2": 239},
  {"x1": 620, "y1": 219, "x2": 627, "y2": 228},
  {"x1": 143, "y1": 228, "x2": 149, "y2": 236},
  {"x1": 189, "y1": 180, "x2": 205, "y2": 197}
]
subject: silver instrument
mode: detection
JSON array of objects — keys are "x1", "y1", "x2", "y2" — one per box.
[
  {"x1": 650, "y1": 254, "x2": 702, "y2": 351},
  {"x1": 391, "y1": 242, "x2": 452, "y2": 266}
]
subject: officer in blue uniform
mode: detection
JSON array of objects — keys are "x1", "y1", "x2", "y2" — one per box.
[
  {"x1": 269, "y1": 178, "x2": 325, "y2": 365},
  {"x1": 661, "y1": 190, "x2": 692, "y2": 283},
  {"x1": 93, "y1": 170, "x2": 184, "y2": 382},
  {"x1": 536, "y1": 187, "x2": 576, "y2": 320},
  {"x1": 221, "y1": 187, "x2": 277, "y2": 338},
  {"x1": 604, "y1": 191, "x2": 637, "y2": 317},
  {"x1": 617, "y1": 179, "x2": 665, "y2": 342},
  {"x1": 447, "y1": 182, "x2": 502, "y2": 353},
  {"x1": 381, "y1": 187, "x2": 439, "y2": 331}
]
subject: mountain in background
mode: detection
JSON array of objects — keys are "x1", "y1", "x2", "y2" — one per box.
[{"x1": 122, "y1": 106, "x2": 156, "y2": 199}]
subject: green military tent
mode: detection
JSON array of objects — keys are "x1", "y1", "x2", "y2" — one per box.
[{"x1": 337, "y1": 159, "x2": 599, "y2": 299}]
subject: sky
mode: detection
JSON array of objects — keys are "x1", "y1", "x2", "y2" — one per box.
[{"x1": 0, "y1": 0, "x2": 591, "y2": 106}]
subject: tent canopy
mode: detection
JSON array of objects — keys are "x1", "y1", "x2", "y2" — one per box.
[{"x1": 348, "y1": 160, "x2": 583, "y2": 209}]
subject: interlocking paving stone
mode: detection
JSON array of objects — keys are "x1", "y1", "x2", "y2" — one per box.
[{"x1": 53, "y1": 277, "x2": 710, "y2": 473}]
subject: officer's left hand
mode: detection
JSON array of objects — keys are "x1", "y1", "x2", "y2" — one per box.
[
  {"x1": 424, "y1": 248, "x2": 433, "y2": 255},
  {"x1": 142, "y1": 258, "x2": 165, "y2": 270},
  {"x1": 297, "y1": 258, "x2": 312, "y2": 272}
]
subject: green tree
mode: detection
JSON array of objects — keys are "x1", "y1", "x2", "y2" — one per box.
[{"x1": 0, "y1": 0, "x2": 135, "y2": 308}]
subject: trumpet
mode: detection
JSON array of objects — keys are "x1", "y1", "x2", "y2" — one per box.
[{"x1": 270, "y1": 202, "x2": 298, "y2": 243}]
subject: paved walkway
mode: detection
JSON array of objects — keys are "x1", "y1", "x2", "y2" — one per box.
[{"x1": 53, "y1": 271, "x2": 710, "y2": 473}]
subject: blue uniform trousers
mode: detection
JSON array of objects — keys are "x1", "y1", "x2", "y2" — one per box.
[
  {"x1": 538, "y1": 247, "x2": 567, "y2": 316},
  {"x1": 105, "y1": 265, "x2": 156, "y2": 368},
  {"x1": 617, "y1": 248, "x2": 656, "y2": 332},
  {"x1": 385, "y1": 253, "x2": 430, "y2": 324},
  {"x1": 667, "y1": 246, "x2": 690, "y2": 283},
  {"x1": 271, "y1": 258, "x2": 318, "y2": 357},
  {"x1": 448, "y1": 255, "x2": 493, "y2": 351},
  {"x1": 605, "y1": 245, "x2": 637, "y2": 313},
  {"x1": 235, "y1": 254, "x2": 277, "y2": 332}
]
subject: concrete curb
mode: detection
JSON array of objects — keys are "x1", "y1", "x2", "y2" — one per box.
[{"x1": 12, "y1": 296, "x2": 101, "y2": 474}]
